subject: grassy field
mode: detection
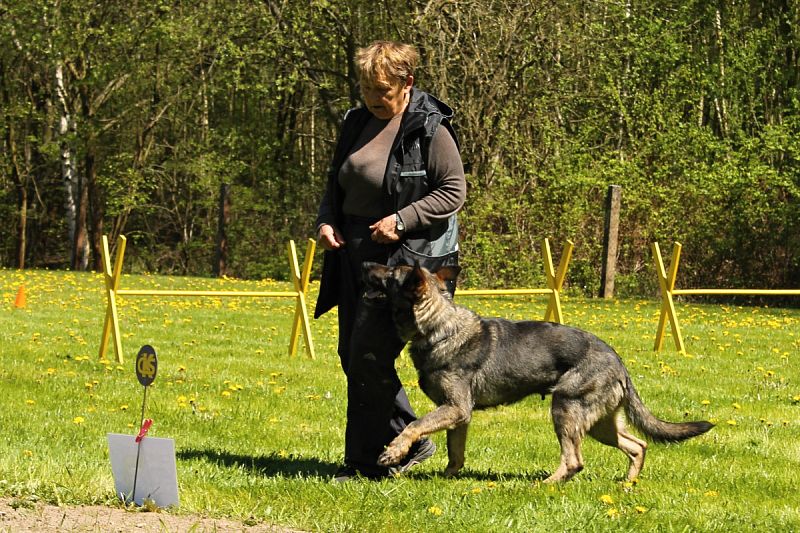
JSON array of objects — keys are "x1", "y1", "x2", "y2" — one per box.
[{"x1": 1, "y1": 268, "x2": 798, "y2": 532}]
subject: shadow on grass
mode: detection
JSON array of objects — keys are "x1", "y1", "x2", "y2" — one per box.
[
  {"x1": 177, "y1": 449, "x2": 339, "y2": 478},
  {"x1": 406, "y1": 468, "x2": 550, "y2": 482},
  {"x1": 178, "y1": 449, "x2": 552, "y2": 482}
]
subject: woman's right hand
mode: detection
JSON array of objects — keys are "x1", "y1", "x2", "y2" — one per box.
[{"x1": 317, "y1": 224, "x2": 345, "y2": 251}]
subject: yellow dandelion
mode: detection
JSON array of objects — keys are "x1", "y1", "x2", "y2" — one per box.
[
  {"x1": 23, "y1": 450, "x2": 33, "y2": 458},
  {"x1": 428, "y1": 506, "x2": 443, "y2": 516},
  {"x1": 606, "y1": 508, "x2": 619, "y2": 518},
  {"x1": 471, "y1": 487, "x2": 482, "y2": 494},
  {"x1": 120, "y1": 404, "x2": 129, "y2": 411},
  {"x1": 221, "y1": 390, "x2": 231, "y2": 397},
  {"x1": 704, "y1": 490, "x2": 719, "y2": 497},
  {"x1": 726, "y1": 419, "x2": 737, "y2": 426},
  {"x1": 73, "y1": 416, "x2": 85, "y2": 425},
  {"x1": 599, "y1": 494, "x2": 614, "y2": 505},
  {"x1": 635, "y1": 506, "x2": 648, "y2": 514},
  {"x1": 732, "y1": 403, "x2": 741, "y2": 410},
  {"x1": 25, "y1": 399, "x2": 35, "y2": 405},
  {"x1": 701, "y1": 399, "x2": 711, "y2": 405}
]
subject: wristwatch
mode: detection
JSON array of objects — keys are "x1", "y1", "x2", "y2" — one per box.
[{"x1": 395, "y1": 213, "x2": 405, "y2": 232}]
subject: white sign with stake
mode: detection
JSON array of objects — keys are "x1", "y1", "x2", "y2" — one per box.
[{"x1": 107, "y1": 345, "x2": 179, "y2": 507}]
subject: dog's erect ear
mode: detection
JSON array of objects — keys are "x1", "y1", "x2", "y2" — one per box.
[
  {"x1": 404, "y1": 260, "x2": 427, "y2": 291},
  {"x1": 362, "y1": 262, "x2": 391, "y2": 290},
  {"x1": 434, "y1": 265, "x2": 461, "y2": 283}
]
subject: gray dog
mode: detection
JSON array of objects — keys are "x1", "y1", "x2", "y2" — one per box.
[{"x1": 363, "y1": 262, "x2": 713, "y2": 482}]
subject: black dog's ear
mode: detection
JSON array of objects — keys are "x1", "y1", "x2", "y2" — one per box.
[
  {"x1": 362, "y1": 262, "x2": 390, "y2": 290},
  {"x1": 434, "y1": 265, "x2": 461, "y2": 283}
]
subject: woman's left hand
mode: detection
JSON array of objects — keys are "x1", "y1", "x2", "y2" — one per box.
[{"x1": 369, "y1": 215, "x2": 403, "y2": 244}]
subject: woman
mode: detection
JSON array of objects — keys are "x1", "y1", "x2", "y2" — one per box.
[{"x1": 315, "y1": 41, "x2": 466, "y2": 481}]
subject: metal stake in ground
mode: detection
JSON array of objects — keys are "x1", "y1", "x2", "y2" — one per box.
[{"x1": 132, "y1": 345, "x2": 158, "y2": 504}]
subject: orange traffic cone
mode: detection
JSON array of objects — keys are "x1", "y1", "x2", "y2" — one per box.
[{"x1": 14, "y1": 285, "x2": 26, "y2": 308}]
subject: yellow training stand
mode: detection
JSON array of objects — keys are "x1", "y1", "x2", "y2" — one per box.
[
  {"x1": 651, "y1": 241, "x2": 800, "y2": 352},
  {"x1": 98, "y1": 235, "x2": 316, "y2": 363},
  {"x1": 651, "y1": 241, "x2": 686, "y2": 353},
  {"x1": 458, "y1": 238, "x2": 574, "y2": 324}
]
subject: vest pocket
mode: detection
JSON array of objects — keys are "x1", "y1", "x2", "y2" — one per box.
[
  {"x1": 395, "y1": 168, "x2": 428, "y2": 207},
  {"x1": 399, "y1": 170, "x2": 427, "y2": 178}
]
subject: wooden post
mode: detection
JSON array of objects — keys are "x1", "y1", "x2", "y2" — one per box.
[
  {"x1": 600, "y1": 184, "x2": 621, "y2": 298},
  {"x1": 213, "y1": 183, "x2": 230, "y2": 277}
]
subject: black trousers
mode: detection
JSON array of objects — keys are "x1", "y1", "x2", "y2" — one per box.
[{"x1": 335, "y1": 219, "x2": 417, "y2": 476}]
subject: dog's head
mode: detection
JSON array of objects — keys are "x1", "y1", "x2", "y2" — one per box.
[
  {"x1": 362, "y1": 262, "x2": 460, "y2": 341},
  {"x1": 362, "y1": 261, "x2": 460, "y2": 301}
]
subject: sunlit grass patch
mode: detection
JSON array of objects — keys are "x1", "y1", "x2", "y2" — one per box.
[{"x1": 1, "y1": 268, "x2": 798, "y2": 531}]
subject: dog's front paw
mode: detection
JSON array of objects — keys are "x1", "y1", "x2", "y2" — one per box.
[
  {"x1": 378, "y1": 439, "x2": 411, "y2": 466},
  {"x1": 378, "y1": 447, "x2": 403, "y2": 466}
]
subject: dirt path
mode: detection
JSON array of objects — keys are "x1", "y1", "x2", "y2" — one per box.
[{"x1": 0, "y1": 497, "x2": 304, "y2": 532}]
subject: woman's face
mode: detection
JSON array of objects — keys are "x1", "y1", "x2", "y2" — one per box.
[{"x1": 360, "y1": 74, "x2": 413, "y2": 120}]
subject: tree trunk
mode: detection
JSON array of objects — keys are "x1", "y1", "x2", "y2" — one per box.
[
  {"x1": 6, "y1": 121, "x2": 27, "y2": 269},
  {"x1": 713, "y1": 8, "x2": 729, "y2": 137},
  {"x1": 55, "y1": 61, "x2": 82, "y2": 267},
  {"x1": 72, "y1": 174, "x2": 90, "y2": 271},
  {"x1": 213, "y1": 183, "x2": 231, "y2": 277},
  {"x1": 87, "y1": 143, "x2": 104, "y2": 271}
]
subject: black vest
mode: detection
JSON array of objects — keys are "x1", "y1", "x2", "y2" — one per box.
[{"x1": 315, "y1": 89, "x2": 460, "y2": 318}]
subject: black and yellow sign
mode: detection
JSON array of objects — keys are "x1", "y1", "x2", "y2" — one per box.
[{"x1": 135, "y1": 345, "x2": 158, "y2": 387}]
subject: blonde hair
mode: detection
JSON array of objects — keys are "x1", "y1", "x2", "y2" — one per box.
[{"x1": 355, "y1": 41, "x2": 418, "y2": 86}]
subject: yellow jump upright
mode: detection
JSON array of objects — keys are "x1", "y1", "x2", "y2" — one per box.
[
  {"x1": 652, "y1": 241, "x2": 800, "y2": 352},
  {"x1": 98, "y1": 235, "x2": 316, "y2": 363},
  {"x1": 651, "y1": 241, "x2": 685, "y2": 353},
  {"x1": 458, "y1": 238, "x2": 574, "y2": 324}
]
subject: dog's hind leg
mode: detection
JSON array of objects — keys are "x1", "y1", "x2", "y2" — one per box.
[
  {"x1": 443, "y1": 424, "x2": 469, "y2": 477},
  {"x1": 545, "y1": 396, "x2": 586, "y2": 483},
  {"x1": 617, "y1": 425, "x2": 647, "y2": 481},
  {"x1": 588, "y1": 415, "x2": 647, "y2": 481}
]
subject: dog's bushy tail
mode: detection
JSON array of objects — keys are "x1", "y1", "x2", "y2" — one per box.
[{"x1": 623, "y1": 374, "x2": 714, "y2": 442}]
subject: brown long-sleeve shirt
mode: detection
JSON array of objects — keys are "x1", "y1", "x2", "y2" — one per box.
[{"x1": 318, "y1": 113, "x2": 466, "y2": 232}]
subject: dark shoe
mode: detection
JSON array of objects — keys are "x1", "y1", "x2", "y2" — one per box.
[
  {"x1": 332, "y1": 466, "x2": 359, "y2": 483},
  {"x1": 388, "y1": 438, "x2": 437, "y2": 476}
]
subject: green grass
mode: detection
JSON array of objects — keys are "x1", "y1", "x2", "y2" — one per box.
[{"x1": 1, "y1": 268, "x2": 798, "y2": 532}]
